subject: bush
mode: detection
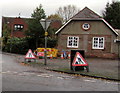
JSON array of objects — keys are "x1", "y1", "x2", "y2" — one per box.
[
  {"x1": 2, "y1": 36, "x2": 58, "y2": 54},
  {"x1": 47, "y1": 37, "x2": 57, "y2": 48},
  {"x1": 3, "y1": 37, "x2": 34, "y2": 54}
]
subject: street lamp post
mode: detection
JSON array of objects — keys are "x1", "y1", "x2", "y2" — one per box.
[{"x1": 40, "y1": 19, "x2": 51, "y2": 65}]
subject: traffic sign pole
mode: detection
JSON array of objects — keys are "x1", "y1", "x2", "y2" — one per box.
[{"x1": 40, "y1": 19, "x2": 51, "y2": 65}]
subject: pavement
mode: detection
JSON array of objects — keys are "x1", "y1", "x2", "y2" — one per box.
[{"x1": 2, "y1": 52, "x2": 120, "y2": 81}]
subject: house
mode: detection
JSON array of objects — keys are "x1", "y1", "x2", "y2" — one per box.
[
  {"x1": 2, "y1": 16, "x2": 62, "y2": 38},
  {"x1": 50, "y1": 19, "x2": 62, "y2": 29},
  {"x1": 2, "y1": 16, "x2": 29, "y2": 38},
  {"x1": 115, "y1": 29, "x2": 120, "y2": 58},
  {"x1": 55, "y1": 7, "x2": 119, "y2": 58}
]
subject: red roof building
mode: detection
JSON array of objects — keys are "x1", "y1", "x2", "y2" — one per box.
[
  {"x1": 2, "y1": 16, "x2": 29, "y2": 38},
  {"x1": 2, "y1": 16, "x2": 62, "y2": 38}
]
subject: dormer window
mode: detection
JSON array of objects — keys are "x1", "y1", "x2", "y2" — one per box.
[{"x1": 14, "y1": 24, "x2": 24, "y2": 31}]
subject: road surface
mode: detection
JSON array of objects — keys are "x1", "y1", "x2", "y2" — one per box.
[{"x1": 1, "y1": 52, "x2": 119, "y2": 91}]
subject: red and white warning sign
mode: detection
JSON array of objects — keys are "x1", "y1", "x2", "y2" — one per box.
[
  {"x1": 37, "y1": 52, "x2": 44, "y2": 57},
  {"x1": 25, "y1": 49, "x2": 36, "y2": 59},
  {"x1": 72, "y1": 52, "x2": 88, "y2": 66}
]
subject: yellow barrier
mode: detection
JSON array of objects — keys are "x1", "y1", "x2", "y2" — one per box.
[{"x1": 36, "y1": 48, "x2": 58, "y2": 58}]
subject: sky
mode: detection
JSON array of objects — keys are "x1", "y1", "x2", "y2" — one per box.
[{"x1": 0, "y1": 0, "x2": 117, "y2": 37}]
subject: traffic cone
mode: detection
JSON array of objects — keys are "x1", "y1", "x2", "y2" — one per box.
[
  {"x1": 61, "y1": 53, "x2": 64, "y2": 59},
  {"x1": 67, "y1": 52, "x2": 70, "y2": 59},
  {"x1": 50, "y1": 53, "x2": 53, "y2": 59}
]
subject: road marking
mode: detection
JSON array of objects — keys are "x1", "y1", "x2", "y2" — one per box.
[
  {"x1": 105, "y1": 81, "x2": 119, "y2": 85},
  {"x1": 13, "y1": 72, "x2": 18, "y2": 74},
  {"x1": 1, "y1": 72, "x2": 8, "y2": 74},
  {"x1": 57, "y1": 77, "x2": 64, "y2": 79},
  {"x1": 1, "y1": 71, "x2": 54, "y2": 78},
  {"x1": 6, "y1": 71, "x2": 11, "y2": 73},
  {"x1": 37, "y1": 74, "x2": 53, "y2": 78},
  {"x1": 57, "y1": 76, "x2": 74, "y2": 80},
  {"x1": 84, "y1": 79, "x2": 96, "y2": 82},
  {"x1": 0, "y1": 71, "x2": 18, "y2": 74}
]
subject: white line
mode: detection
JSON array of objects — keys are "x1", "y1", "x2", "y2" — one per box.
[
  {"x1": 37, "y1": 74, "x2": 53, "y2": 78},
  {"x1": 84, "y1": 79, "x2": 96, "y2": 82}
]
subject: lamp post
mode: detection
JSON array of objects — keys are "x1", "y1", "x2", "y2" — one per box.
[{"x1": 40, "y1": 19, "x2": 51, "y2": 65}]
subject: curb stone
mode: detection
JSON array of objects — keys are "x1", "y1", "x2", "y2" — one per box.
[{"x1": 47, "y1": 69, "x2": 120, "y2": 82}]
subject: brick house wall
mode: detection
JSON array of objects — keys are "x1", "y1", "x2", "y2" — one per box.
[
  {"x1": 11, "y1": 17, "x2": 28, "y2": 37},
  {"x1": 10, "y1": 17, "x2": 28, "y2": 37},
  {"x1": 57, "y1": 34, "x2": 118, "y2": 58},
  {"x1": 2, "y1": 17, "x2": 28, "y2": 38},
  {"x1": 2, "y1": 17, "x2": 62, "y2": 38},
  {"x1": 50, "y1": 20, "x2": 62, "y2": 29},
  {"x1": 56, "y1": 7, "x2": 119, "y2": 58}
]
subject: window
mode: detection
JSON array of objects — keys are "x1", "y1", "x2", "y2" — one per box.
[
  {"x1": 67, "y1": 36, "x2": 79, "y2": 48},
  {"x1": 82, "y1": 23, "x2": 90, "y2": 30},
  {"x1": 92, "y1": 37, "x2": 104, "y2": 49},
  {"x1": 14, "y1": 24, "x2": 24, "y2": 31}
]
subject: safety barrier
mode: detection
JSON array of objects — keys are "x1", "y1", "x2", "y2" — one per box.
[
  {"x1": 35, "y1": 48, "x2": 71, "y2": 59},
  {"x1": 36, "y1": 48, "x2": 58, "y2": 59}
]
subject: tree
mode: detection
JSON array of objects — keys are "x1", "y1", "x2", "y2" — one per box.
[
  {"x1": 56, "y1": 5, "x2": 79, "y2": 23},
  {"x1": 32, "y1": 4, "x2": 46, "y2": 21},
  {"x1": 2, "y1": 24, "x2": 11, "y2": 49},
  {"x1": 102, "y1": 1, "x2": 120, "y2": 29},
  {"x1": 47, "y1": 14, "x2": 62, "y2": 38},
  {"x1": 47, "y1": 14, "x2": 63, "y2": 21},
  {"x1": 25, "y1": 4, "x2": 46, "y2": 48}
]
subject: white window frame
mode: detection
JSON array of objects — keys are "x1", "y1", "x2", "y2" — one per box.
[
  {"x1": 67, "y1": 36, "x2": 79, "y2": 48},
  {"x1": 92, "y1": 37, "x2": 105, "y2": 49},
  {"x1": 82, "y1": 23, "x2": 90, "y2": 30}
]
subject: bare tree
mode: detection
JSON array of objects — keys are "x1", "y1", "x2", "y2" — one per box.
[{"x1": 56, "y1": 5, "x2": 79, "y2": 23}]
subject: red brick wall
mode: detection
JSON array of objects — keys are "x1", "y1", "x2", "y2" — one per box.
[
  {"x1": 10, "y1": 17, "x2": 28, "y2": 37},
  {"x1": 57, "y1": 34, "x2": 118, "y2": 59},
  {"x1": 50, "y1": 20, "x2": 62, "y2": 29}
]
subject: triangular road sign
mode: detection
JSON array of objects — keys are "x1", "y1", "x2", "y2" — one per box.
[
  {"x1": 72, "y1": 52, "x2": 88, "y2": 66},
  {"x1": 25, "y1": 49, "x2": 36, "y2": 59}
]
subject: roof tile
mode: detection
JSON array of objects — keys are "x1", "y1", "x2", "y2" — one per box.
[{"x1": 72, "y1": 7, "x2": 102, "y2": 19}]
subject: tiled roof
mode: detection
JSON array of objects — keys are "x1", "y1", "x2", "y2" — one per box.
[
  {"x1": 2, "y1": 16, "x2": 14, "y2": 24},
  {"x1": 72, "y1": 7, "x2": 102, "y2": 20},
  {"x1": 2, "y1": 16, "x2": 31, "y2": 24},
  {"x1": 55, "y1": 7, "x2": 118, "y2": 36}
]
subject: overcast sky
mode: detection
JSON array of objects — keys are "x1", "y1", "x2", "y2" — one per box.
[
  {"x1": 0, "y1": 0, "x2": 117, "y2": 37},
  {"x1": 1, "y1": 0, "x2": 114, "y2": 17}
]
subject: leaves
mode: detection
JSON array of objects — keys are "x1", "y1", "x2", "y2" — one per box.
[
  {"x1": 31, "y1": 4, "x2": 46, "y2": 21},
  {"x1": 47, "y1": 14, "x2": 63, "y2": 21},
  {"x1": 103, "y1": 1, "x2": 120, "y2": 29},
  {"x1": 26, "y1": 4, "x2": 46, "y2": 48}
]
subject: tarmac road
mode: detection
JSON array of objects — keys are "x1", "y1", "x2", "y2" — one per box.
[{"x1": 1, "y1": 53, "x2": 119, "y2": 91}]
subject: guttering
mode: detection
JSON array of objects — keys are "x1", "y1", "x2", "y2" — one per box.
[{"x1": 55, "y1": 19, "x2": 72, "y2": 35}]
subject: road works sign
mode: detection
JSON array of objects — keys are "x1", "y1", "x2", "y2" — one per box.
[
  {"x1": 25, "y1": 49, "x2": 36, "y2": 59},
  {"x1": 37, "y1": 52, "x2": 44, "y2": 57},
  {"x1": 72, "y1": 52, "x2": 88, "y2": 66}
]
